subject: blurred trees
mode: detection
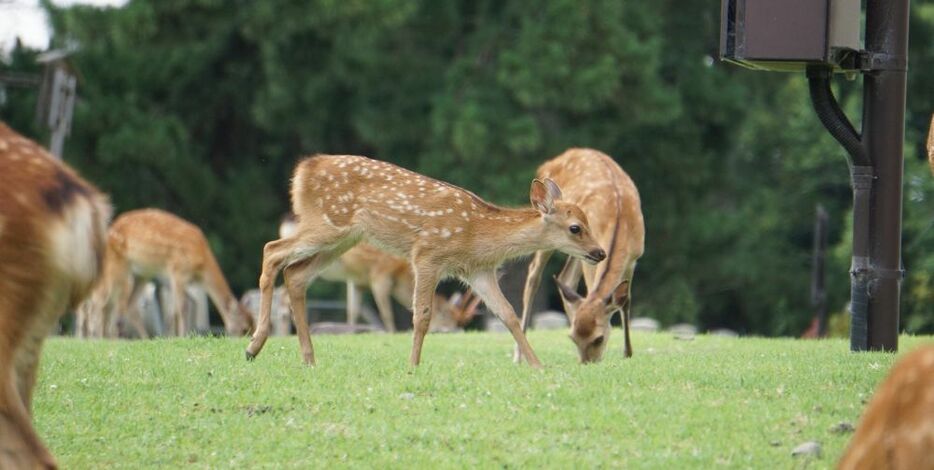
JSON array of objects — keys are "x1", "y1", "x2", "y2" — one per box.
[{"x1": 1, "y1": 0, "x2": 932, "y2": 335}]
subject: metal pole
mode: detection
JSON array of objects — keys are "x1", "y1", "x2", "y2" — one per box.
[
  {"x1": 861, "y1": 0, "x2": 909, "y2": 351},
  {"x1": 811, "y1": 205, "x2": 828, "y2": 337}
]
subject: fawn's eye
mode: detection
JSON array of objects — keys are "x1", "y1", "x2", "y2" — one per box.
[
  {"x1": 592, "y1": 335, "x2": 605, "y2": 347},
  {"x1": 569, "y1": 225, "x2": 581, "y2": 234}
]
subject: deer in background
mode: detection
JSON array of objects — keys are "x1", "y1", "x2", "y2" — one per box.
[
  {"x1": 79, "y1": 208, "x2": 254, "y2": 337},
  {"x1": 0, "y1": 122, "x2": 111, "y2": 469},
  {"x1": 246, "y1": 154, "x2": 606, "y2": 367},
  {"x1": 837, "y1": 344, "x2": 934, "y2": 469},
  {"x1": 516, "y1": 148, "x2": 644, "y2": 363},
  {"x1": 258, "y1": 215, "x2": 481, "y2": 334},
  {"x1": 320, "y1": 243, "x2": 482, "y2": 332}
]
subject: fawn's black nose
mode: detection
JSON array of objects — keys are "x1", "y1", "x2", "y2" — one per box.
[{"x1": 589, "y1": 249, "x2": 607, "y2": 262}]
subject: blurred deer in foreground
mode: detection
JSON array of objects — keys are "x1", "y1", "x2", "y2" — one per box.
[
  {"x1": 246, "y1": 154, "x2": 605, "y2": 367},
  {"x1": 0, "y1": 122, "x2": 111, "y2": 469},
  {"x1": 78, "y1": 209, "x2": 254, "y2": 337},
  {"x1": 516, "y1": 148, "x2": 644, "y2": 364},
  {"x1": 279, "y1": 215, "x2": 480, "y2": 333},
  {"x1": 838, "y1": 344, "x2": 934, "y2": 469}
]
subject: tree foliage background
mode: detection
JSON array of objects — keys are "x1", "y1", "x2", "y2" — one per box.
[{"x1": 2, "y1": 0, "x2": 933, "y2": 335}]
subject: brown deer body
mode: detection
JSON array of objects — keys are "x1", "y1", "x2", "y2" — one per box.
[
  {"x1": 319, "y1": 243, "x2": 480, "y2": 332},
  {"x1": 246, "y1": 154, "x2": 605, "y2": 367},
  {"x1": 838, "y1": 344, "x2": 934, "y2": 469},
  {"x1": 0, "y1": 122, "x2": 111, "y2": 469},
  {"x1": 517, "y1": 148, "x2": 644, "y2": 363},
  {"x1": 80, "y1": 209, "x2": 254, "y2": 337}
]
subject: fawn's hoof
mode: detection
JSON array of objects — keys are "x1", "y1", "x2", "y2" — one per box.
[{"x1": 244, "y1": 350, "x2": 256, "y2": 361}]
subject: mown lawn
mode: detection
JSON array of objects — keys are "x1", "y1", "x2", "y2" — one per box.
[{"x1": 34, "y1": 331, "x2": 932, "y2": 469}]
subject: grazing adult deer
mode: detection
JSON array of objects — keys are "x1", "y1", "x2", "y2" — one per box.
[
  {"x1": 838, "y1": 344, "x2": 934, "y2": 469},
  {"x1": 245, "y1": 154, "x2": 606, "y2": 367},
  {"x1": 516, "y1": 148, "x2": 644, "y2": 363},
  {"x1": 80, "y1": 209, "x2": 254, "y2": 337},
  {"x1": 0, "y1": 122, "x2": 111, "y2": 469}
]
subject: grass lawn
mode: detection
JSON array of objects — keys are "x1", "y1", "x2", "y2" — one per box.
[{"x1": 34, "y1": 330, "x2": 932, "y2": 469}]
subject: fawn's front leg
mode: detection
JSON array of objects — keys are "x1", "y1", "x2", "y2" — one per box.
[{"x1": 470, "y1": 271, "x2": 542, "y2": 368}]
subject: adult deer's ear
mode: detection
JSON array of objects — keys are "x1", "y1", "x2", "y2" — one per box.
[
  {"x1": 555, "y1": 275, "x2": 582, "y2": 323},
  {"x1": 604, "y1": 280, "x2": 630, "y2": 311},
  {"x1": 555, "y1": 276, "x2": 583, "y2": 304}
]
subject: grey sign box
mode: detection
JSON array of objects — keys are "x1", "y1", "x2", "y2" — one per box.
[{"x1": 720, "y1": 0, "x2": 861, "y2": 72}]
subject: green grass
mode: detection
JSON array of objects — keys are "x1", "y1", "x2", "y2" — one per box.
[{"x1": 34, "y1": 331, "x2": 932, "y2": 469}]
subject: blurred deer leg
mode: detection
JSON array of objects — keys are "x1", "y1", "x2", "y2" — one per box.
[
  {"x1": 470, "y1": 271, "x2": 542, "y2": 368},
  {"x1": 283, "y1": 249, "x2": 347, "y2": 365},
  {"x1": 370, "y1": 278, "x2": 397, "y2": 333},
  {"x1": 515, "y1": 250, "x2": 553, "y2": 363},
  {"x1": 346, "y1": 282, "x2": 360, "y2": 326}
]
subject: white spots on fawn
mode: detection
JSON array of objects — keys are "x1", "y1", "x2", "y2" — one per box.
[
  {"x1": 461, "y1": 211, "x2": 468, "y2": 218},
  {"x1": 454, "y1": 227, "x2": 464, "y2": 233},
  {"x1": 446, "y1": 208, "x2": 453, "y2": 214},
  {"x1": 0, "y1": 139, "x2": 8, "y2": 152},
  {"x1": 440, "y1": 228, "x2": 451, "y2": 238}
]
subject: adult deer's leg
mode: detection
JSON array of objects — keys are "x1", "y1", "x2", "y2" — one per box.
[
  {"x1": 470, "y1": 270, "x2": 542, "y2": 368},
  {"x1": 122, "y1": 277, "x2": 150, "y2": 339},
  {"x1": 621, "y1": 264, "x2": 636, "y2": 358},
  {"x1": 514, "y1": 250, "x2": 553, "y2": 363},
  {"x1": 169, "y1": 274, "x2": 190, "y2": 336}
]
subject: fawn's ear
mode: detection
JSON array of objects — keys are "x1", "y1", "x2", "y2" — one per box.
[{"x1": 530, "y1": 178, "x2": 562, "y2": 214}]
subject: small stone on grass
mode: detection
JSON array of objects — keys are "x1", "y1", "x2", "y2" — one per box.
[{"x1": 791, "y1": 441, "x2": 821, "y2": 458}]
